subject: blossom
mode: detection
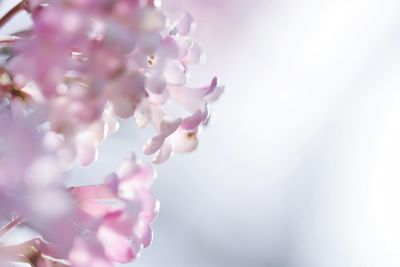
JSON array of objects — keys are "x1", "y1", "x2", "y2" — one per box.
[
  {"x1": 0, "y1": 112, "x2": 158, "y2": 266},
  {"x1": 140, "y1": 77, "x2": 224, "y2": 163},
  {"x1": 0, "y1": 107, "x2": 77, "y2": 258},
  {"x1": 69, "y1": 153, "x2": 159, "y2": 265},
  {"x1": 0, "y1": 0, "x2": 223, "y2": 266},
  {"x1": 8, "y1": 0, "x2": 223, "y2": 167}
]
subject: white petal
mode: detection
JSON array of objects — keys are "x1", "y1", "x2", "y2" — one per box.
[
  {"x1": 170, "y1": 130, "x2": 198, "y2": 153},
  {"x1": 182, "y1": 43, "x2": 205, "y2": 65},
  {"x1": 175, "y1": 12, "x2": 194, "y2": 36}
]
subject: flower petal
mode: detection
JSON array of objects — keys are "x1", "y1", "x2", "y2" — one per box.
[
  {"x1": 182, "y1": 43, "x2": 204, "y2": 65},
  {"x1": 164, "y1": 61, "x2": 186, "y2": 85},
  {"x1": 143, "y1": 135, "x2": 165, "y2": 155},
  {"x1": 77, "y1": 140, "x2": 98, "y2": 166},
  {"x1": 153, "y1": 142, "x2": 173, "y2": 164},
  {"x1": 145, "y1": 75, "x2": 167, "y2": 95},
  {"x1": 160, "y1": 116, "x2": 182, "y2": 136},
  {"x1": 170, "y1": 130, "x2": 198, "y2": 153},
  {"x1": 174, "y1": 12, "x2": 194, "y2": 36},
  {"x1": 180, "y1": 110, "x2": 203, "y2": 130}
]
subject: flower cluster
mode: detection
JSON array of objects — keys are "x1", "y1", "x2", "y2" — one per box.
[{"x1": 0, "y1": 0, "x2": 222, "y2": 266}]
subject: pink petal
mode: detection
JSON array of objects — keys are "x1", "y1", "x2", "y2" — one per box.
[
  {"x1": 117, "y1": 153, "x2": 155, "y2": 188},
  {"x1": 169, "y1": 77, "x2": 220, "y2": 111},
  {"x1": 180, "y1": 110, "x2": 203, "y2": 130},
  {"x1": 98, "y1": 229, "x2": 135, "y2": 263},
  {"x1": 160, "y1": 116, "x2": 182, "y2": 136},
  {"x1": 119, "y1": 165, "x2": 155, "y2": 194},
  {"x1": 110, "y1": 97, "x2": 137, "y2": 119},
  {"x1": 204, "y1": 83, "x2": 225, "y2": 102},
  {"x1": 133, "y1": 196, "x2": 159, "y2": 247},
  {"x1": 69, "y1": 238, "x2": 113, "y2": 267},
  {"x1": 76, "y1": 199, "x2": 112, "y2": 217},
  {"x1": 161, "y1": 36, "x2": 192, "y2": 59},
  {"x1": 143, "y1": 135, "x2": 165, "y2": 155},
  {"x1": 70, "y1": 184, "x2": 116, "y2": 200}
]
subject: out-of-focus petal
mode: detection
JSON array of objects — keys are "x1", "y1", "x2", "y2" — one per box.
[
  {"x1": 69, "y1": 238, "x2": 113, "y2": 267},
  {"x1": 160, "y1": 116, "x2": 182, "y2": 136},
  {"x1": 139, "y1": 8, "x2": 166, "y2": 32},
  {"x1": 146, "y1": 75, "x2": 167, "y2": 95},
  {"x1": 174, "y1": 12, "x2": 195, "y2": 36},
  {"x1": 116, "y1": 152, "x2": 139, "y2": 178},
  {"x1": 204, "y1": 83, "x2": 225, "y2": 103},
  {"x1": 162, "y1": 36, "x2": 192, "y2": 59},
  {"x1": 110, "y1": 96, "x2": 137, "y2": 119},
  {"x1": 143, "y1": 135, "x2": 165, "y2": 155},
  {"x1": 77, "y1": 140, "x2": 98, "y2": 166}
]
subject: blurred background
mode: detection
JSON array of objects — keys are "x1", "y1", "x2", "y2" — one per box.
[{"x1": 4, "y1": 0, "x2": 400, "y2": 266}]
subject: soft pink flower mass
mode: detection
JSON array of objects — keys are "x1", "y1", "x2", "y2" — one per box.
[{"x1": 0, "y1": 0, "x2": 222, "y2": 266}]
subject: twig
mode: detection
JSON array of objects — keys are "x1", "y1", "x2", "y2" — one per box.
[
  {"x1": 0, "y1": 36, "x2": 20, "y2": 46},
  {"x1": 0, "y1": 238, "x2": 71, "y2": 266},
  {"x1": 0, "y1": 215, "x2": 24, "y2": 238},
  {"x1": 0, "y1": 1, "x2": 25, "y2": 29}
]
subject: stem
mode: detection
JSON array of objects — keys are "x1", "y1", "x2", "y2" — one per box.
[
  {"x1": 0, "y1": 238, "x2": 71, "y2": 266},
  {"x1": 0, "y1": 215, "x2": 24, "y2": 238},
  {"x1": 0, "y1": 36, "x2": 20, "y2": 46},
  {"x1": 0, "y1": 1, "x2": 25, "y2": 29}
]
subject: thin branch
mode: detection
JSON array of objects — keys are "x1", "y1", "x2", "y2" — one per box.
[
  {"x1": 0, "y1": 238, "x2": 71, "y2": 267},
  {"x1": 0, "y1": 215, "x2": 24, "y2": 238},
  {"x1": 0, "y1": 36, "x2": 20, "y2": 46},
  {"x1": 0, "y1": 1, "x2": 25, "y2": 29}
]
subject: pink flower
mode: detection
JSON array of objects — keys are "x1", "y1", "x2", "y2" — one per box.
[
  {"x1": 0, "y1": 0, "x2": 223, "y2": 265},
  {"x1": 10, "y1": 3, "x2": 88, "y2": 96},
  {"x1": 0, "y1": 110, "x2": 77, "y2": 258},
  {"x1": 69, "y1": 153, "x2": 159, "y2": 265},
  {"x1": 140, "y1": 77, "x2": 224, "y2": 163},
  {"x1": 7, "y1": 0, "x2": 222, "y2": 167}
]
